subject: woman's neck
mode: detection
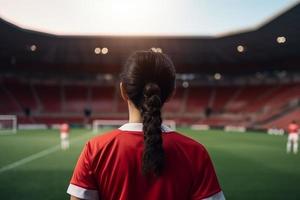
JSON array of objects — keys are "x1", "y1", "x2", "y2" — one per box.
[{"x1": 128, "y1": 101, "x2": 142, "y2": 123}]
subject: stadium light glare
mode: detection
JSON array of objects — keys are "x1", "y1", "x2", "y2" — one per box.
[
  {"x1": 156, "y1": 48, "x2": 162, "y2": 53},
  {"x1": 94, "y1": 47, "x2": 101, "y2": 54},
  {"x1": 102, "y1": 47, "x2": 109, "y2": 54},
  {"x1": 276, "y1": 36, "x2": 286, "y2": 44},
  {"x1": 182, "y1": 81, "x2": 189, "y2": 88},
  {"x1": 276, "y1": 70, "x2": 287, "y2": 78},
  {"x1": 214, "y1": 73, "x2": 221, "y2": 80},
  {"x1": 30, "y1": 44, "x2": 37, "y2": 52},
  {"x1": 104, "y1": 74, "x2": 113, "y2": 81},
  {"x1": 151, "y1": 47, "x2": 157, "y2": 52},
  {"x1": 255, "y1": 72, "x2": 264, "y2": 79},
  {"x1": 237, "y1": 45, "x2": 245, "y2": 53},
  {"x1": 150, "y1": 47, "x2": 163, "y2": 53}
]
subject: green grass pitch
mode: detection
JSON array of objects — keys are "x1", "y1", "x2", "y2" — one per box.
[{"x1": 0, "y1": 128, "x2": 299, "y2": 200}]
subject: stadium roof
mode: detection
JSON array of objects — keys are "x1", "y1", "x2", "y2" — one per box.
[{"x1": 0, "y1": 2, "x2": 300, "y2": 76}]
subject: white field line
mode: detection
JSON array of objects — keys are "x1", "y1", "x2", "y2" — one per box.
[{"x1": 0, "y1": 131, "x2": 92, "y2": 174}]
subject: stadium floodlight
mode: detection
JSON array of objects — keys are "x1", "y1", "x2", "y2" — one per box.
[
  {"x1": 92, "y1": 119, "x2": 176, "y2": 133},
  {"x1": 236, "y1": 45, "x2": 245, "y2": 53},
  {"x1": 94, "y1": 47, "x2": 101, "y2": 54},
  {"x1": 30, "y1": 44, "x2": 37, "y2": 52},
  {"x1": 214, "y1": 73, "x2": 222, "y2": 80},
  {"x1": 0, "y1": 115, "x2": 17, "y2": 135},
  {"x1": 182, "y1": 81, "x2": 189, "y2": 88},
  {"x1": 276, "y1": 36, "x2": 286, "y2": 44},
  {"x1": 101, "y1": 47, "x2": 109, "y2": 54}
]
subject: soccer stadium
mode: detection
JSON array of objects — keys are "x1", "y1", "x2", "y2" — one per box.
[{"x1": 1, "y1": 1, "x2": 300, "y2": 199}]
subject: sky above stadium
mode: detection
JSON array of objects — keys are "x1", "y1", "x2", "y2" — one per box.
[{"x1": 0, "y1": 0, "x2": 298, "y2": 36}]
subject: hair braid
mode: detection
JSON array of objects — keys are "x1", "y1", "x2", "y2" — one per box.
[{"x1": 141, "y1": 83, "x2": 164, "y2": 176}]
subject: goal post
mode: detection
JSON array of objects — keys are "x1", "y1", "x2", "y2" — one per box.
[
  {"x1": 92, "y1": 120, "x2": 128, "y2": 133},
  {"x1": 163, "y1": 120, "x2": 176, "y2": 131},
  {"x1": 92, "y1": 119, "x2": 176, "y2": 133},
  {"x1": 0, "y1": 115, "x2": 17, "y2": 134}
]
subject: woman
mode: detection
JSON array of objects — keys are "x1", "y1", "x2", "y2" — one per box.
[{"x1": 67, "y1": 51, "x2": 225, "y2": 200}]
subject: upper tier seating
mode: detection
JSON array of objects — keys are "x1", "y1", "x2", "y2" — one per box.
[
  {"x1": 35, "y1": 84, "x2": 61, "y2": 112},
  {"x1": 186, "y1": 86, "x2": 211, "y2": 113}
]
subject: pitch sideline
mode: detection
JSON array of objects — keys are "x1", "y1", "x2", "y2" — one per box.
[{"x1": 0, "y1": 131, "x2": 93, "y2": 174}]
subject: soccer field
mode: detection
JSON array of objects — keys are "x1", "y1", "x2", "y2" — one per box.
[{"x1": 0, "y1": 128, "x2": 299, "y2": 200}]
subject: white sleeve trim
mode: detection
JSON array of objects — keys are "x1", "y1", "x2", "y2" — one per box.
[
  {"x1": 203, "y1": 191, "x2": 225, "y2": 200},
  {"x1": 67, "y1": 184, "x2": 99, "y2": 200}
]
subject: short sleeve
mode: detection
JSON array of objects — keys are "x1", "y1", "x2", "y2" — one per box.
[
  {"x1": 67, "y1": 141, "x2": 99, "y2": 200},
  {"x1": 191, "y1": 149, "x2": 225, "y2": 200}
]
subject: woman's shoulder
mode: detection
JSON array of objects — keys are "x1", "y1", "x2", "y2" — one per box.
[
  {"x1": 166, "y1": 131, "x2": 207, "y2": 152},
  {"x1": 87, "y1": 129, "x2": 123, "y2": 148}
]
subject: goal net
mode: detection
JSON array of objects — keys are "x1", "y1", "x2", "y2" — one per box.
[
  {"x1": 0, "y1": 115, "x2": 17, "y2": 135},
  {"x1": 92, "y1": 119, "x2": 176, "y2": 133}
]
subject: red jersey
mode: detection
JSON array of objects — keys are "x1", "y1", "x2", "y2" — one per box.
[
  {"x1": 60, "y1": 123, "x2": 69, "y2": 134},
  {"x1": 288, "y1": 123, "x2": 299, "y2": 134},
  {"x1": 67, "y1": 123, "x2": 224, "y2": 200}
]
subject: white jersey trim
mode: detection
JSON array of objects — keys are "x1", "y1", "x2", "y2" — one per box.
[
  {"x1": 203, "y1": 191, "x2": 226, "y2": 200},
  {"x1": 67, "y1": 184, "x2": 99, "y2": 200},
  {"x1": 118, "y1": 123, "x2": 173, "y2": 132}
]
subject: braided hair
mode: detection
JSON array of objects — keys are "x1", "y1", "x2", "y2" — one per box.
[{"x1": 120, "y1": 50, "x2": 176, "y2": 176}]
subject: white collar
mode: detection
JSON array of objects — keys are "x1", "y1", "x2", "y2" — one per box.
[{"x1": 119, "y1": 123, "x2": 173, "y2": 132}]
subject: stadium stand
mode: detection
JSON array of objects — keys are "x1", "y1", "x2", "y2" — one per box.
[
  {"x1": 186, "y1": 86, "x2": 211, "y2": 113},
  {"x1": 1, "y1": 76, "x2": 299, "y2": 130},
  {"x1": 35, "y1": 84, "x2": 62, "y2": 113},
  {"x1": 263, "y1": 108, "x2": 300, "y2": 129},
  {"x1": 0, "y1": 84, "x2": 21, "y2": 114},
  {"x1": 211, "y1": 86, "x2": 237, "y2": 112},
  {"x1": 64, "y1": 85, "x2": 88, "y2": 113},
  {"x1": 90, "y1": 85, "x2": 116, "y2": 113},
  {"x1": 164, "y1": 87, "x2": 185, "y2": 113},
  {"x1": 0, "y1": 2, "x2": 300, "y2": 131}
]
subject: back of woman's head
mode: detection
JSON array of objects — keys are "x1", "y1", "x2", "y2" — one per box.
[{"x1": 120, "y1": 50, "x2": 176, "y2": 176}]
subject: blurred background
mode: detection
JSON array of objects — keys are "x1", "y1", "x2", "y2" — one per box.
[{"x1": 0, "y1": 0, "x2": 300, "y2": 199}]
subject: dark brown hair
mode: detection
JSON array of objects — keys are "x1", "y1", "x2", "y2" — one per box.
[{"x1": 120, "y1": 50, "x2": 176, "y2": 176}]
